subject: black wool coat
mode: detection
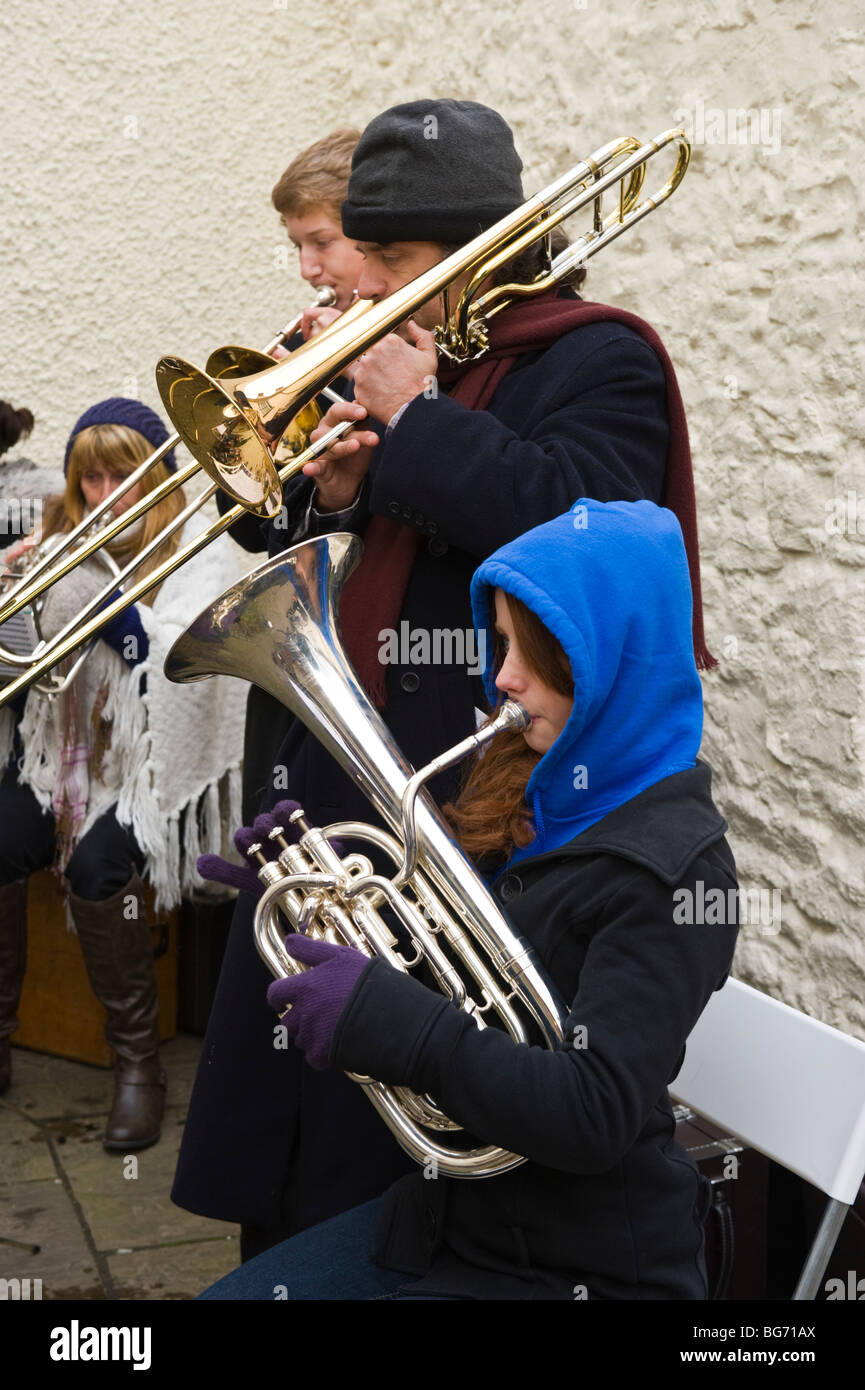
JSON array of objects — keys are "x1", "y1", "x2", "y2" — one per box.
[
  {"x1": 172, "y1": 319, "x2": 675, "y2": 1232},
  {"x1": 335, "y1": 763, "x2": 739, "y2": 1300}
]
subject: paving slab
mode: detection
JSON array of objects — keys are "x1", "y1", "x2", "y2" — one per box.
[
  {"x1": 109, "y1": 1235, "x2": 240, "y2": 1301},
  {"x1": 0, "y1": 1179, "x2": 105, "y2": 1299},
  {"x1": 60, "y1": 1106, "x2": 233, "y2": 1251},
  {"x1": 5, "y1": 1047, "x2": 111, "y2": 1120},
  {"x1": 8, "y1": 1034, "x2": 203, "y2": 1120},
  {"x1": 0, "y1": 1103, "x2": 60, "y2": 1184},
  {"x1": 0, "y1": 1032, "x2": 243, "y2": 1301},
  {"x1": 160, "y1": 1034, "x2": 204, "y2": 1111}
]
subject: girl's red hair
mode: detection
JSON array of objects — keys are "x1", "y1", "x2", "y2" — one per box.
[{"x1": 444, "y1": 591, "x2": 573, "y2": 862}]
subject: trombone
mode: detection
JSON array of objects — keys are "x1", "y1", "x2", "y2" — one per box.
[
  {"x1": 0, "y1": 415, "x2": 355, "y2": 709},
  {"x1": 0, "y1": 289, "x2": 339, "y2": 672},
  {"x1": 0, "y1": 127, "x2": 689, "y2": 710},
  {"x1": 155, "y1": 129, "x2": 689, "y2": 511},
  {"x1": 0, "y1": 521, "x2": 123, "y2": 697}
]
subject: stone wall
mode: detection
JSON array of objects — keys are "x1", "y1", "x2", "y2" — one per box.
[{"x1": 2, "y1": 0, "x2": 862, "y2": 1032}]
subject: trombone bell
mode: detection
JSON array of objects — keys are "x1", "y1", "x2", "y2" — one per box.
[
  {"x1": 155, "y1": 356, "x2": 285, "y2": 517},
  {"x1": 156, "y1": 295, "x2": 377, "y2": 515}
]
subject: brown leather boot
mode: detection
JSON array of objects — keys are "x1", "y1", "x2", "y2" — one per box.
[
  {"x1": 69, "y1": 873, "x2": 165, "y2": 1150},
  {"x1": 0, "y1": 880, "x2": 28, "y2": 1095}
]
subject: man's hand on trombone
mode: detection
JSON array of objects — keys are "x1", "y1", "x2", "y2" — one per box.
[
  {"x1": 353, "y1": 320, "x2": 437, "y2": 424},
  {"x1": 305, "y1": 320, "x2": 438, "y2": 513},
  {"x1": 305, "y1": 401, "x2": 379, "y2": 512}
]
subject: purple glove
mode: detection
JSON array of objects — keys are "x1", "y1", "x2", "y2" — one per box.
[
  {"x1": 197, "y1": 853, "x2": 264, "y2": 898},
  {"x1": 196, "y1": 821, "x2": 284, "y2": 899},
  {"x1": 197, "y1": 803, "x2": 345, "y2": 903},
  {"x1": 266, "y1": 935, "x2": 371, "y2": 1070}
]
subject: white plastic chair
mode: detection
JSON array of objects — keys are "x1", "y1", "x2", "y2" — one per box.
[{"x1": 672, "y1": 977, "x2": 865, "y2": 1300}]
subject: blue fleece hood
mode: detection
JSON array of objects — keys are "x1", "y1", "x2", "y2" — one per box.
[{"x1": 470, "y1": 499, "x2": 704, "y2": 867}]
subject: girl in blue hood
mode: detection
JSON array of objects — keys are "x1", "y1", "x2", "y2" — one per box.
[{"x1": 201, "y1": 499, "x2": 739, "y2": 1301}]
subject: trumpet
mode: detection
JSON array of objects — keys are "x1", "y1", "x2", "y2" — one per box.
[
  {"x1": 0, "y1": 127, "x2": 689, "y2": 709},
  {"x1": 165, "y1": 532, "x2": 569, "y2": 1176}
]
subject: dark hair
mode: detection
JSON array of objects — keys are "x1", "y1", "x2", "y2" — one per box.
[
  {"x1": 495, "y1": 225, "x2": 587, "y2": 292},
  {"x1": 444, "y1": 592, "x2": 573, "y2": 862},
  {"x1": 0, "y1": 402, "x2": 35, "y2": 456},
  {"x1": 440, "y1": 224, "x2": 586, "y2": 295}
]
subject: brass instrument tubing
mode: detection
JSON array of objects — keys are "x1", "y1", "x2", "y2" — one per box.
[
  {"x1": 0, "y1": 419, "x2": 351, "y2": 708},
  {"x1": 262, "y1": 286, "x2": 337, "y2": 356},
  {"x1": 0, "y1": 296, "x2": 347, "y2": 628},
  {"x1": 397, "y1": 701, "x2": 530, "y2": 885},
  {"x1": 0, "y1": 435, "x2": 177, "y2": 620},
  {"x1": 0, "y1": 456, "x2": 198, "y2": 625}
]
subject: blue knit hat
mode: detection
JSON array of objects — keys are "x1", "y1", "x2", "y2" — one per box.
[{"x1": 63, "y1": 397, "x2": 177, "y2": 475}]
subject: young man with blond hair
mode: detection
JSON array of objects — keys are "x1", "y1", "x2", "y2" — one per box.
[{"x1": 271, "y1": 127, "x2": 363, "y2": 336}]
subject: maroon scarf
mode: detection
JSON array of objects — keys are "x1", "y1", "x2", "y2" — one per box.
[{"x1": 340, "y1": 294, "x2": 715, "y2": 707}]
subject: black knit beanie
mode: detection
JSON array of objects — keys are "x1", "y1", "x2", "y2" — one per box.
[
  {"x1": 63, "y1": 397, "x2": 177, "y2": 475},
  {"x1": 342, "y1": 99, "x2": 524, "y2": 243}
]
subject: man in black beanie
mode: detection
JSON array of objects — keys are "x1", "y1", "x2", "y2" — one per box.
[
  {"x1": 173, "y1": 97, "x2": 709, "y2": 1269},
  {"x1": 342, "y1": 99, "x2": 526, "y2": 245},
  {"x1": 305, "y1": 97, "x2": 709, "y2": 662}
]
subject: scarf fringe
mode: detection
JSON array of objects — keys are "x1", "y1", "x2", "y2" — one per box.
[
  {"x1": 227, "y1": 764, "x2": 242, "y2": 841},
  {"x1": 8, "y1": 518, "x2": 250, "y2": 911},
  {"x1": 19, "y1": 681, "x2": 61, "y2": 810},
  {"x1": 115, "y1": 699, "x2": 243, "y2": 912}
]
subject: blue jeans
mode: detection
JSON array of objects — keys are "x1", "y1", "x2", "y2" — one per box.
[{"x1": 199, "y1": 1199, "x2": 438, "y2": 1301}]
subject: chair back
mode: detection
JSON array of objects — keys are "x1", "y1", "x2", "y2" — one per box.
[{"x1": 673, "y1": 977, "x2": 865, "y2": 1205}]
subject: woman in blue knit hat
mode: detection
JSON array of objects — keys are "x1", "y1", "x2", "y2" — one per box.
[
  {"x1": 199, "y1": 497, "x2": 739, "y2": 1301},
  {"x1": 6, "y1": 396, "x2": 184, "y2": 610},
  {"x1": 0, "y1": 398, "x2": 248, "y2": 1149}
]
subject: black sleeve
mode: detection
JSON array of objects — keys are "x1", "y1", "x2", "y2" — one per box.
[
  {"x1": 367, "y1": 329, "x2": 668, "y2": 558},
  {"x1": 331, "y1": 852, "x2": 738, "y2": 1176},
  {"x1": 214, "y1": 486, "x2": 270, "y2": 553}
]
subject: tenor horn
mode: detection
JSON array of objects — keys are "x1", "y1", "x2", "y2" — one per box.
[{"x1": 164, "y1": 532, "x2": 569, "y2": 1178}]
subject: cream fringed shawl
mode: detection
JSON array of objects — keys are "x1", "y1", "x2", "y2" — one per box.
[{"x1": 0, "y1": 513, "x2": 251, "y2": 911}]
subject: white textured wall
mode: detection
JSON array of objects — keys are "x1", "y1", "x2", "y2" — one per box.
[{"x1": 2, "y1": 0, "x2": 863, "y2": 1033}]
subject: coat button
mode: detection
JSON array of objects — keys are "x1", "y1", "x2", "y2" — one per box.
[
  {"x1": 400, "y1": 672, "x2": 420, "y2": 693},
  {"x1": 499, "y1": 874, "x2": 523, "y2": 901},
  {"x1": 387, "y1": 501, "x2": 400, "y2": 516},
  {"x1": 428, "y1": 537, "x2": 448, "y2": 557},
  {"x1": 422, "y1": 520, "x2": 439, "y2": 536}
]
